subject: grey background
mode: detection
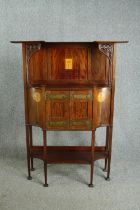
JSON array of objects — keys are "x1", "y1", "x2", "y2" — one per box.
[
  {"x1": 0, "y1": 1, "x2": 140, "y2": 210},
  {"x1": 0, "y1": 0, "x2": 140, "y2": 160}
]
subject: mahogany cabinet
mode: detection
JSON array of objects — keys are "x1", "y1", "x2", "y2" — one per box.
[{"x1": 11, "y1": 41, "x2": 128, "y2": 187}]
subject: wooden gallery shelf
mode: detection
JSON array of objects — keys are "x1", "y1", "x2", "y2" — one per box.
[{"x1": 30, "y1": 146, "x2": 108, "y2": 164}]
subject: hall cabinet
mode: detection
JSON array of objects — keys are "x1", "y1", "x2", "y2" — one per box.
[{"x1": 11, "y1": 40, "x2": 128, "y2": 187}]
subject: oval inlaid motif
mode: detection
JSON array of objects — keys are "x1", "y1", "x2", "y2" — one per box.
[
  {"x1": 97, "y1": 92, "x2": 105, "y2": 102},
  {"x1": 32, "y1": 92, "x2": 41, "y2": 102}
]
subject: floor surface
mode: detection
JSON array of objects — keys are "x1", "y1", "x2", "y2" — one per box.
[{"x1": 0, "y1": 158, "x2": 140, "y2": 210}]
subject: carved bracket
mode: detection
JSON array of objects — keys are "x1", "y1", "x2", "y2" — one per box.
[
  {"x1": 98, "y1": 44, "x2": 113, "y2": 61},
  {"x1": 26, "y1": 43, "x2": 42, "y2": 62},
  {"x1": 26, "y1": 43, "x2": 42, "y2": 84}
]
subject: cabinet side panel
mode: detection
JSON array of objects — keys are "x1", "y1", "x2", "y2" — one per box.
[
  {"x1": 28, "y1": 88, "x2": 44, "y2": 127},
  {"x1": 91, "y1": 45, "x2": 110, "y2": 85},
  {"x1": 93, "y1": 87, "x2": 111, "y2": 128},
  {"x1": 26, "y1": 45, "x2": 48, "y2": 84},
  {"x1": 22, "y1": 43, "x2": 29, "y2": 124},
  {"x1": 110, "y1": 44, "x2": 116, "y2": 125}
]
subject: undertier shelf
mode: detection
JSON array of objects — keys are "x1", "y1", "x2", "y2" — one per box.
[{"x1": 30, "y1": 146, "x2": 108, "y2": 164}]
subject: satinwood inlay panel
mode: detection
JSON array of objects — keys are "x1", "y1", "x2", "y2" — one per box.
[{"x1": 51, "y1": 48, "x2": 88, "y2": 80}]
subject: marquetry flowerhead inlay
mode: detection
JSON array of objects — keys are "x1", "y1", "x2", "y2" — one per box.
[
  {"x1": 97, "y1": 92, "x2": 106, "y2": 103},
  {"x1": 32, "y1": 92, "x2": 41, "y2": 103}
]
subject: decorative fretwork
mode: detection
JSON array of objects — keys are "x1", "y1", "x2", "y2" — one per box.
[
  {"x1": 98, "y1": 44, "x2": 113, "y2": 60},
  {"x1": 26, "y1": 44, "x2": 42, "y2": 62},
  {"x1": 26, "y1": 43, "x2": 42, "y2": 84}
]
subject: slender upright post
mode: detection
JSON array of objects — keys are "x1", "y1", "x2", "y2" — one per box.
[
  {"x1": 26, "y1": 125, "x2": 32, "y2": 180},
  {"x1": 29, "y1": 125, "x2": 35, "y2": 171},
  {"x1": 43, "y1": 129, "x2": 48, "y2": 187},
  {"x1": 105, "y1": 44, "x2": 116, "y2": 180},
  {"x1": 105, "y1": 126, "x2": 113, "y2": 181},
  {"x1": 89, "y1": 130, "x2": 95, "y2": 187},
  {"x1": 103, "y1": 126, "x2": 109, "y2": 172}
]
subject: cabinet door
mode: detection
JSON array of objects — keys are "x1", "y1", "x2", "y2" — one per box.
[
  {"x1": 28, "y1": 88, "x2": 43, "y2": 127},
  {"x1": 70, "y1": 90, "x2": 93, "y2": 130},
  {"x1": 46, "y1": 90, "x2": 69, "y2": 129}
]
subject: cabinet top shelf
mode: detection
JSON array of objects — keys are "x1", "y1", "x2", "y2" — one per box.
[{"x1": 11, "y1": 40, "x2": 128, "y2": 44}]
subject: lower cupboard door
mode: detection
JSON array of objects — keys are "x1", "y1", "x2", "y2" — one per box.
[
  {"x1": 70, "y1": 90, "x2": 93, "y2": 130},
  {"x1": 46, "y1": 90, "x2": 69, "y2": 129}
]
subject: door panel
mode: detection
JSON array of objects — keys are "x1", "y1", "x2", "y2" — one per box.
[
  {"x1": 46, "y1": 90, "x2": 69, "y2": 129},
  {"x1": 70, "y1": 90, "x2": 92, "y2": 129}
]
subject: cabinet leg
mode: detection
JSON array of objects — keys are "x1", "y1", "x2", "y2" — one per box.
[
  {"x1": 103, "y1": 158, "x2": 108, "y2": 172},
  {"x1": 26, "y1": 125, "x2": 32, "y2": 180},
  {"x1": 103, "y1": 127, "x2": 109, "y2": 172},
  {"x1": 29, "y1": 126, "x2": 35, "y2": 171},
  {"x1": 89, "y1": 130, "x2": 95, "y2": 187},
  {"x1": 105, "y1": 126, "x2": 113, "y2": 181},
  {"x1": 43, "y1": 162, "x2": 48, "y2": 187},
  {"x1": 31, "y1": 158, "x2": 35, "y2": 171},
  {"x1": 105, "y1": 160, "x2": 111, "y2": 181},
  {"x1": 43, "y1": 129, "x2": 48, "y2": 187}
]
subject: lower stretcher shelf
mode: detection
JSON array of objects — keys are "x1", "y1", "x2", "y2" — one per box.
[{"x1": 30, "y1": 146, "x2": 108, "y2": 164}]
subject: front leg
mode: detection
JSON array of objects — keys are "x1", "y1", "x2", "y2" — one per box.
[{"x1": 89, "y1": 130, "x2": 95, "y2": 187}]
